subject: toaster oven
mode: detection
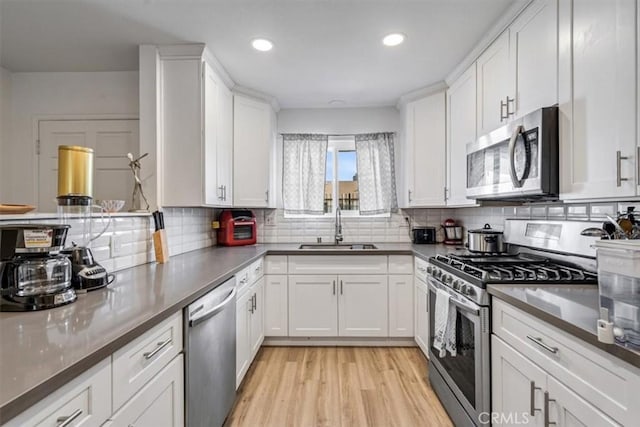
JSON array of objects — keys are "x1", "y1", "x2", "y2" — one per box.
[{"x1": 217, "y1": 209, "x2": 257, "y2": 246}]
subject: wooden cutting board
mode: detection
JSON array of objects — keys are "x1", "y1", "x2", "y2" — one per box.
[{"x1": 0, "y1": 204, "x2": 36, "y2": 214}]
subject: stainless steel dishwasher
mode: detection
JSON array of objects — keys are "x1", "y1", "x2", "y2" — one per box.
[{"x1": 184, "y1": 277, "x2": 237, "y2": 427}]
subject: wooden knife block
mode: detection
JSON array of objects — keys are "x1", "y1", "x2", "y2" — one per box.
[{"x1": 153, "y1": 230, "x2": 169, "y2": 263}]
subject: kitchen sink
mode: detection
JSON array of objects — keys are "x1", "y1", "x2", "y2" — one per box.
[{"x1": 298, "y1": 243, "x2": 378, "y2": 250}]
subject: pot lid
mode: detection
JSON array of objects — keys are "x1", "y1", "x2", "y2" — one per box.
[{"x1": 469, "y1": 223, "x2": 503, "y2": 234}]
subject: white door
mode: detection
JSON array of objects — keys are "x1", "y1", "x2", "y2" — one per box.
[
  {"x1": 233, "y1": 95, "x2": 271, "y2": 207},
  {"x1": 338, "y1": 275, "x2": 388, "y2": 337},
  {"x1": 288, "y1": 275, "x2": 337, "y2": 336},
  {"x1": 414, "y1": 277, "x2": 429, "y2": 358},
  {"x1": 446, "y1": 64, "x2": 478, "y2": 206},
  {"x1": 388, "y1": 274, "x2": 414, "y2": 337},
  {"x1": 203, "y1": 62, "x2": 219, "y2": 206},
  {"x1": 235, "y1": 288, "x2": 252, "y2": 388},
  {"x1": 249, "y1": 277, "x2": 265, "y2": 358},
  {"x1": 108, "y1": 355, "x2": 184, "y2": 427},
  {"x1": 491, "y1": 336, "x2": 546, "y2": 427},
  {"x1": 476, "y1": 30, "x2": 513, "y2": 136},
  {"x1": 264, "y1": 275, "x2": 288, "y2": 337},
  {"x1": 559, "y1": 0, "x2": 637, "y2": 200},
  {"x1": 38, "y1": 119, "x2": 139, "y2": 212},
  {"x1": 546, "y1": 376, "x2": 620, "y2": 427},
  {"x1": 510, "y1": 0, "x2": 558, "y2": 118},
  {"x1": 216, "y1": 81, "x2": 233, "y2": 206},
  {"x1": 404, "y1": 92, "x2": 446, "y2": 207}
]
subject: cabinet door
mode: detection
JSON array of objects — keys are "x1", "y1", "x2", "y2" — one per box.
[
  {"x1": 404, "y1": 92, "x2": 446, "y2": 207},
  {"x1": 233, "y1": 95, "x2": 272, "y2": 207},
  {"x1": 414, "y1": 277, "x2": 430, "y2": 358},
  {"x1": 546, "y1": 376, "x2": 620, "y2": 427},
  {"x1": 161, "y1": 58, "x2": 204, "y2": 206},
  {"x1": 108, "y1": 355, "x2": 184, "y2": 427},
  {"x1": 288, "y1": 275, "x2": 337, "y2": 336},
  {"x1": 510, "y1": 0, "x2": 558, "y2": 118},
  {"x1": 203, "y1": 61, "x2": 219, "y2": 206},
  {"x1": 476, "y1": 30, "x2": 513, "y2": 136},
  {"x1": 216, "y1": 82, "x2": 234, "y2": 206},
  {"x1": 491, "y1": 336, "x2": 546, "y2": 427},
  {"x1": 264, "y1": 274, "x2": 288, "y2": 337},
  {"x1": 249, "y1": 277, "x2": 265, "y2": 358},
  {"x1": 388, "y1": 274, "x2": 414, "y2": 337},
  {"x1": 446, "y1": 64, "x2": 478, "y2": 207},
  {"x1": 236, "y1": 288, "x2": 252, "y2": 388},
  {"x1": 559, "y1": 0, "x2": 637, "y2": 200},
  {"x1": 338, "y1": 275, "x2": 388, "y2": 337}
]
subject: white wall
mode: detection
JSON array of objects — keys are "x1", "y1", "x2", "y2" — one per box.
[
  {"x1": 0, "y1": 67, "x2": 12, "y2": 201},
  {"x1": 3, "y1": 71, "x2": 139, "y2": 206},
  {"x1": 277, "y1": 106, "x2": 400, "y2": 134}
]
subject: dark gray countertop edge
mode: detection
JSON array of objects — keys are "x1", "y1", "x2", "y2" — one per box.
[
  {"x1": 1, "y1": 245, "x2": 427, "y2": 423},
  {"x1": 487, "y1": 285, "x2": 640, "y2": 370}
]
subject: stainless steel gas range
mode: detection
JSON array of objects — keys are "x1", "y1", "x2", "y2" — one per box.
[{"x1": 426, "y1": 219, "x2": 600, "y2": 426}]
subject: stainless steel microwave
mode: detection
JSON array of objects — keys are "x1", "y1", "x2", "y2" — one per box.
[{"x1": 466, "y1": 106, "x2": 559, "y2": 201}]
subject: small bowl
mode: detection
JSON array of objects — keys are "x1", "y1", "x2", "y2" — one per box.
[{"x1": 99, "y1": 200, "x2": 125, "y2": 213}]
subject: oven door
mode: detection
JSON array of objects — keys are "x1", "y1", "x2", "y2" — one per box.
[{"x1": 428, "y1": 278, "x2": 490, "y2": 424}]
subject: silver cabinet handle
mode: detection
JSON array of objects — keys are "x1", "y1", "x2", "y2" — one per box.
[
  {"x1": 252, "y1": 293, "x2": 257, "y2": 311},
  {"x1": 506, "y1": 96, "x2": 515, "y2": 117},
  {"x1": 265, "y1": 190, "x2": 269, "y2": 203},
  {"x1": 340, "y1": 280, "x2": 343, "y2": 295},
  {"x1": 143, "y1": 338, "x2": 173, "y2": 360},
  {"x1": 544, "y1": 391, "x2": 556, "y2": 427},
  {"x1": 408, "y1": 190, "x2": 412, "y2": 203},
  {"x1": 57, "y1": 409, "x2": 83, "y2": 427},
  {"x1": 527, "y1": 335, "x2": 558, "y2": 354},
  {"x1": 530, "y1": 381, "x2": 542, "y2": 416},
  {"x1": 218, "y1": 185, "x2": 225, "y2": 200},
  {"x1": 332, "y1": 280, "x2": 336, "y2": 295},
  {"x1": 617, "y1": 151, "x2": 630, "y2": 187},
  {"x1": 425, "y1": 293, "x2": 428, "y2": 313},
  {"x1": 500, "y1": 99, "x2": 508, "y2": 121}
]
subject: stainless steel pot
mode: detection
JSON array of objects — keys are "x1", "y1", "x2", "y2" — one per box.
[{"x1": 468, "y1": 223, "x2": 506, "y2": 253}]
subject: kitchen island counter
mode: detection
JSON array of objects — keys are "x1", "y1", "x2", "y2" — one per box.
[
  {"x1": 488, "y1": 284, "x2": 640, "y2": 369},
  {"x1": 0, "y1": 242, "x2": 448, "y2": 423}
]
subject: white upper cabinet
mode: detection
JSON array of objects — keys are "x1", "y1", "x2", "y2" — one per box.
[
  {"x1": 510, "y1": 0, "x2": 558, "y2": 118},
  {"x1": 403, "y1": 91, "x2": 446, "y2": 207},
  {"x1": 476, "y1": 0, "x2": 558, "y2": 137},
  {"x1": 476, "y1": 30, "x2": 514, "y2": 136},
  {"x1": 446, "y1": 64, "x2": 477, "y2": 207},
  {"x1": 233, "y1": 94, "x2": 274, "y2": 208},
  {"x1": 160, "y1": 46, "x2": 233, "y2": 207},
  {"x1": 559, "y1": 0, "x2": 637, "y2": 200}
]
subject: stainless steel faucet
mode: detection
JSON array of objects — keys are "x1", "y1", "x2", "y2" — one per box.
[{"x1": 335, "y1": 206, "x2": 343, "y2": 244}]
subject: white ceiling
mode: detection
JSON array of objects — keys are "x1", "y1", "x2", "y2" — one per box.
[{"x1": 0, "y1": 0, "x2": 523, "y2": 108}]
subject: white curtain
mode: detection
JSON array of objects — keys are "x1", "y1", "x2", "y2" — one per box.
[
  {"x1": 355, "y1": 132, "x2": 398, "y2": 215},
  {"x1": 282, "y1": 134, "x2": 328, "y2": 215}
]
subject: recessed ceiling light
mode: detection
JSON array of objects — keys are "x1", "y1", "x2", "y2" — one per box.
[
  {"x1": 251, "y1": 38, "x2": 273, "y2": 52},
  {"x1": 329, "y1": 99, "x2": 346, "y2": 106},
  {"x1": 382, "y1": 33, "x2": 406, "y2": 47}
]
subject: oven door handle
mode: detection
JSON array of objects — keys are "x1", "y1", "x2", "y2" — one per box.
[
  {"x1": 508, "y1": 124, "x2": 525, "y2": 188},
  {"x1": 428, "y1": 279, "x2": 481, "y2": 316}
]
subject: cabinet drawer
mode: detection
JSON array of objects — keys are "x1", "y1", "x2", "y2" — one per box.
[
  {"x1": 492, "y1": 298, "x2": 640, "y2": 425},
  {"x1": 248, "y1": 257, "x2": 264, "y2": 283},
  {"x1": 388, "y1": 255, "x2": 413, "y2": 274},
  {"x1": 112, "y1": 312, "x2": 182, "y2": 412},
  {"x1": 414, "y1": 257, "x2": 429, "y2": 283},
  {"x1": 236, "y1": 265, "x2": 251, "y2": 293},
  {"x1": 265, "y1": 255, "x2": 287, "y2": 274},
  {"x1": 288, "y1": 255, "x2": 388, "y2": 275},
  {"x1": 4, "y1": 358, "x2": 111, "y2": 427}
]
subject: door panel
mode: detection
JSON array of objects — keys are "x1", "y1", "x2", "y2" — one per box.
[
  {"x1": 547, "y1": 376, "x2": 620, "y2": 427},
  {"x1": 338, "y1": 275, "x2": 388, "y2": 337},
  {"x1": 288, "y1": 275, "x2": 337, "y2": 336}
]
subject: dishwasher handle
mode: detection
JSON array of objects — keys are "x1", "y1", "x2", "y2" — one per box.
[{"x1": 189, "y1": 287, "x2": 237, "y2": 328}]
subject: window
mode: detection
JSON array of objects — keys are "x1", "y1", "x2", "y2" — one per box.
[{"x1": 325, "y1": 136, "x2": 359, "y2": 215}]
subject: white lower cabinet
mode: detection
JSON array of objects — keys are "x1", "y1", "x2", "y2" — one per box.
[
  {"x1": 288, "y1": 275, "x2": 338, "y2": 336},
  {"x1": 4, "y1": 359, "x2": 112, "y2": 427},
  {"x1": 106, "y1": 355, "x2": 184, "y2": 427},
  {"x1": 414, "y1": 276, "x2": 430, "y2": 358},
  {"x1": 388, "y1": 274, "x2": 414, "y2": 337},
  {"x1": 338, "y1": 275, "x2": 388, "y2": 337},
  {"x1": 236, "y1": 265, "x2": 265, "y2": 388},
  {"x1": 264, "y1": 274, "x2": 288, "y2": 336}
]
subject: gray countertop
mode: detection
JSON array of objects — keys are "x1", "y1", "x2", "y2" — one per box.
[
  {"x1": 0, "y1": 242, "x2": 449, "y2": 423},
  {"x1": 488, "y1": 284, "x2": 640, "y2": 369}
]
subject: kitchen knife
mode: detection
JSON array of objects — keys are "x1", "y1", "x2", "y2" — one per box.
[
  {"x1": 159, "y1": 211, "x2": 165, "y2": 230},
  {"x1": 152, "y1": 210, "x2": 160, "y2": 232}
]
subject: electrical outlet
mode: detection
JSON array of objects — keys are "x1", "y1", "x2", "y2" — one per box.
[
  {"x1": 265, "y1": 211, "x2": 276, "y2": 226},
  {"x1": 110, "y1": 235, "x2": 124, "y2": 257}
]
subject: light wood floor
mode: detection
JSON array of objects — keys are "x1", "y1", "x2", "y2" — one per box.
[{"x1": 225, "y1": 347, "x2": 453, "y2": 427}]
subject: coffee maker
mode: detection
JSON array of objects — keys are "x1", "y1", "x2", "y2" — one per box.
[
  {"x1": 0, "y1": 224, "x2": 77, "y2": 311},
  {"x1": 57, "y1": 145, "x2": 114, "y2": 292}
]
